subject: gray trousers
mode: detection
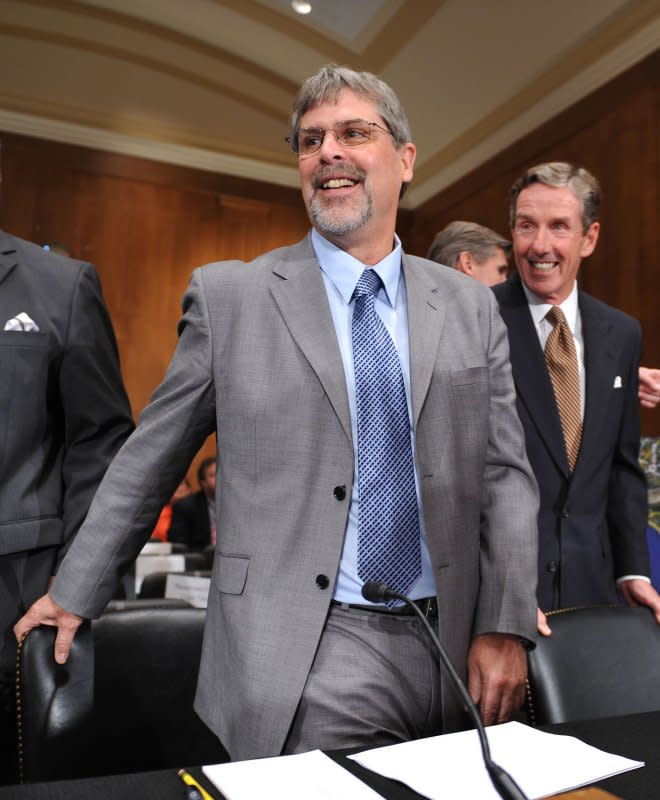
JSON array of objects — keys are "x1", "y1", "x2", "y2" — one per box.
[{"x1": 283, "y1": 603, "x2": 443, "y2": 754}]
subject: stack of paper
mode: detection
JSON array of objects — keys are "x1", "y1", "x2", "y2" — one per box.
[{"x1": 203, "y1": 721, "x2": 644, "y2": 800}]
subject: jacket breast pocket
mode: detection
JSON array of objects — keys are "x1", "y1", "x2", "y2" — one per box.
[
  {"x1": 449, "y1": 366, "x2": 487, "y2": 387},
  {"x1": 213, "y1": 553, "x2": 250, "y2": 595}
]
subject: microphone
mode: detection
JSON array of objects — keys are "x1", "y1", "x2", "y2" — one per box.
[{"x1": 361, "y1": 581, "x2": 528, "y2": 800}]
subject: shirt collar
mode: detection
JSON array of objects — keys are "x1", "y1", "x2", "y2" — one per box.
[
  {"x1": 522, "y1": 279, "x2": 579, "y2": 334},
  {"x1": 311, "y1": 228, "x2": 403, "y2": 307}
]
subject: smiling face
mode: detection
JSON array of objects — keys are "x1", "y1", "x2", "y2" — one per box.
[
  {"x1": 297, "y1": 89, "x2": 415, "y2": 264},
  {"x1": 511, "y1": 183, "x2": 600, "y2": 304}
]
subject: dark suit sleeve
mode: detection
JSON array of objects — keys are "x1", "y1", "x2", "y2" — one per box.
[
  {"x1": 56, "y1": 263, "x2": 134, "y2": 566},
  {"x1": 607, "y1": 321, "x2": 650, "y2": 577},
  {"x1": 168, "y1": 497, "x2": 193, "y2": 545}
]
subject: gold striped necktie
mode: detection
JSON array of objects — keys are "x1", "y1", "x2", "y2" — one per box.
[{"x1": 544, "y1": 306, "x2": 582, "y2": 472}]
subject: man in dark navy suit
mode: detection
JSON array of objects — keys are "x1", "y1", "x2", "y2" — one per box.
[{"x1": 492, "y1": 162, "x2": 660, "y2": 633}]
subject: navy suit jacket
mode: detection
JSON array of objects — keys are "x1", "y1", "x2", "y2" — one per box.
[{"x1": 493, "y1": 273, "x2": 649, "y2": 609}]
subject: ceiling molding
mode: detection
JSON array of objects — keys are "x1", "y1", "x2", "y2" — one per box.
[
  {"x1": 0, "y1": 20, "x2": 291, "y2": 125},
  {"x1": 13, "y1": 0, "x2": 298, "y2": 93},
  {"x1": 0, "y1": 107, "x2": 301, "y2": 187},
  {"x1": 405, "y1": 0, "x2": 660, "y2": 207},
  {"x1": 357, "y1": 0, "x2": 445, "y2": 73},
  {"x1": 0, "y1": 0, "x2": 655, "y2": 211},
  {"x1": 213, "y1": 0, "x2": 439, "y2": 68}
]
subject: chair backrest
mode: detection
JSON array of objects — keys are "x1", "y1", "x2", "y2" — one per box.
[
  {"x1": 526, "y1": 605, "x2": 660, "y2": 726},
  {"x1": 17, "y1": 607, "x2": 228, "y2": 782},
  {"x1": 104, "y1": 598, "x2": 193, "y2": 612},
  {"x1": 137, "y1": 570, "x2": 169, "y2": 598}
]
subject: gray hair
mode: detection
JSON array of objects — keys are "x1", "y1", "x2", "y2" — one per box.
[
  {"x1": 427, "y1": 221, "x2": 511, "y2": 267},
  {"x1": 290, "y1": 64, "x2": 412, "y2": 148},
  {"x1": 509, "y1": 162, "x2": 600, "y2": 233}
]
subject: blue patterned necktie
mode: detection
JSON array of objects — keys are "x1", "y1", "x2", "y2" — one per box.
[{"x1": 352, "y1": 268, "x2": 422, "y2": 599}]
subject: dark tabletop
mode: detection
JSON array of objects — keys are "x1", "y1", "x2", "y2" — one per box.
[{"x1": 1, "y1": 711, "x2": 658, "y2": 800}]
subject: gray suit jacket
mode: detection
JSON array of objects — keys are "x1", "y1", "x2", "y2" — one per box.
[{"x1": 52, "y1": 235, "x2": 539, "y2": 760}]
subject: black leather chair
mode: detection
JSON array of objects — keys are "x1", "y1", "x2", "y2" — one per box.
[
  {"x1": 104, "y1": 597, "x2": 193, "y2": 612},
  {"x1": 526, "y1": 605, "x2": 660, "y2": 726},
  {"x1": 17, "y1": 607, "x2": 228, "y2": 782}
]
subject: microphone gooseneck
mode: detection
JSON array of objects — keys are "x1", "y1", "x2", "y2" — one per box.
[{"x1": 361, "y1": 580, "x2": 528, "y2": 800}]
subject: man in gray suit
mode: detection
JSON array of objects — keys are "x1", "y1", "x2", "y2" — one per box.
[
  {"x1": 0, "y1": 232, "x2": 134, "y2": 781},
  {"x1": 16, "y1": 65, "x2": 539, "y2": 760}
]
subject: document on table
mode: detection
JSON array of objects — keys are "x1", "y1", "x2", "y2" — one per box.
[
  {"x1": 165, "y1": 572, "x2": 211, "y2": 608},
  {"x1": 134, "y1": 553, "x2": 185, "y2": 592},
  {"x1": 349, "y1": 721, "x2": 643, "y2": 799},
  {"x1": 140, "y1": 541, "x2": 173, "y2": 555},
  {"x1": 203, "y1": 749, "x2": 385, "y2": 800}
]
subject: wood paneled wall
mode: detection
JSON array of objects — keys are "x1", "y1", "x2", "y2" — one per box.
[
  {"x1": 408, "y1": 51, "x2": 659, "y2": 435},
  {"x1": 0, "y1": 135, "x2": 310, "y2": 484},
  {"x1": 0, "y1": 50, "x2": 657, "y2": 447}
]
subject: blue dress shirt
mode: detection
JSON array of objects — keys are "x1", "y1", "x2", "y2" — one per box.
[{"x1": 311, "y1": 229, "x2": 436, "y2": 603}]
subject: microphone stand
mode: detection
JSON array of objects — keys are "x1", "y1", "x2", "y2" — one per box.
[{"x1": 361, "y1": 581, "x2": 528, "y2": 800}]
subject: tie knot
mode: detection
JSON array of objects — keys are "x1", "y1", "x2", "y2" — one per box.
[
  {"x1": 546, "y1": 306, "x2": 567, "y2": 329},
  {"x1": 353, "y1": 268, "x2": 382, "y2": 301}
]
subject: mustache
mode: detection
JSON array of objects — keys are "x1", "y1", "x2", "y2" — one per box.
[{"x1": 311, "y1": 165, "x2": 367, "y2": 190}]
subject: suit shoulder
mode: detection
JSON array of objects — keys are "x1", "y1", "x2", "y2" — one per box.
[
  {"x1": 579, "y1": 291, "x2": 641, "y2": 335},
  {"x1": 406, "y1": 253, "x2": 494, "y2": 303},
  {"x1": 9, "y1": 234, "x2": 96, "y2": 290},
  {"x1": 195, "y1": 238, "x2": 309, "y2": 285}
]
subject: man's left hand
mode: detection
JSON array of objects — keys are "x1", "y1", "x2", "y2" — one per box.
[
  {"x1": 639, "y1": 367, "x2": 660, "y2": 409},
  {"x1": 467, "y1": 633, "x2": 527, "y2": 726},
  {"x1": 619, "y1": 578, "x2": 660, "y2": 623}
]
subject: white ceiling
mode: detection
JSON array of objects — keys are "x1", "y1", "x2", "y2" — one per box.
[{"x1": 0, "y1": 0, "x2": 657, "y2": 208}]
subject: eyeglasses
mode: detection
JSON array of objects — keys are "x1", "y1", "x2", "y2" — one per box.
[{"x1": 286, "y1": 119, "x2": 393, "y2": 157}]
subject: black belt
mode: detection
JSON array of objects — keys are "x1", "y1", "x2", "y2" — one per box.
[{"x1": 331, "y1": 597, "x2": 438, "y2": 618}]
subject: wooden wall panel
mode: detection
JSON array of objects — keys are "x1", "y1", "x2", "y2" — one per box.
[
  {"x1": 0, "y1": 135, "x2": 310, "y2": 485},
  {"x1": 408, "y1": 52, "x2": 659, "y2": 435}
]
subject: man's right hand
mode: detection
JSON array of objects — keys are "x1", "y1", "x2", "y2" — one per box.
[{"x1": 13, "y1": 594, "x2": 83, "y2": 664}]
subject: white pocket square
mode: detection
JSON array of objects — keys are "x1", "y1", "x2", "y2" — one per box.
[
  {"x1": 3, "y1": 312, "x2": 39, "y2": 332},
  {"x1": 613, "y1": 376, "x2": 622, "y2": 389}
]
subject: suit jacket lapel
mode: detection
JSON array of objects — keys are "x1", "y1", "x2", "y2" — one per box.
[
  {"x1": 0, "y1": 231, "x2": 18, "y2": 286},
  {"x1": 577, "y1": 292, "x2": 615, "y2": 469},
  {"x1": 269, "y1": 236, "x2": 352, "y2": 444},
  {"x1": 403, "y1": 254, "x2": 445, "y2": 428},
  {"x1": 497, "y1": 275, "x2": 570, "y2": 477}
]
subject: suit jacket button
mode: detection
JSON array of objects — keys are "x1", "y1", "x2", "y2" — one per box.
[
  {"x1": 316, "y1": 574, "x2": 329, "y2": 590},
  {"x1": 333, "y1": 485, "x2": 346, "y2": 501},
  {"x1": 561, "y1": 507, "x2": 569, "y2": 519},
  {"x1": 546, "y1": 560, "x2": 560, "y2": 574}
]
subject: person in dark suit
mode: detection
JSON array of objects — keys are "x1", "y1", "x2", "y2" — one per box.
[
  {"x1": 0, "y1": 231, "x2": 134, "y2": 781},
  {"x1": 169, "y1": 457, "x2": 217, "y2": 549},
  {"x1": 491, "y1": 162, "x2": 660, "y2": 632},
  {"x1": 15, "y1": 65, "x2": 539, "y2": 760}
]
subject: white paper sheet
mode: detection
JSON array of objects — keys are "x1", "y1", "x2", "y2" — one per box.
[
  {"x1": 349, "y1": 721, "x2": 643, "y2": 799},
  {"x1": 134, "y1": 553, "x2": 185, "y2": 592},
  {"x1": 165, "y1": 573, "x2": 211, "y2": 608},
  {"x1": 203, "y1": 749, "x2": 385, "y2": 800},
  {"x1": 140, "y1": 541, "x2": 173, "y2": 555}
]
